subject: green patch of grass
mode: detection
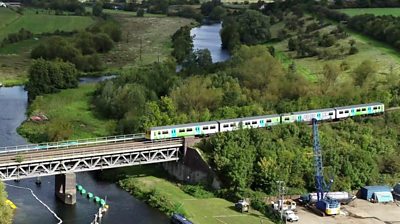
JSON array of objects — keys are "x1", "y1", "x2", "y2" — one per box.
[
  {"x1": 0, "y1": 8, "x2": 95, "y2": 40},
  {"x1": 102, "y1": 9, "x2": 166, "y2": 17},
  {"x1": 337, "y1": 8, "x2": 400, "y2": 17},
  {"x1": 18, "y1": 84, "x2": 116, "y2": 143},
  {"x1": 115, "y1": 164, "x2": 273, "y2": 224}
]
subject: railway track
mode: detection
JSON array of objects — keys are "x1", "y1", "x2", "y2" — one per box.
[{"x1": 0, "y1": 138, "x2": 183, "y2": 165}]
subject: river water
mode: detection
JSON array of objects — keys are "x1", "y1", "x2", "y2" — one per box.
[
  {"x1": 0, "y1": 23, "x2": 228, "y2": 224},
  {"x1": 191, "y1": 23, "x2": 230, "y2": 63}
]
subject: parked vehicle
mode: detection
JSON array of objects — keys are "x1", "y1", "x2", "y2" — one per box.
[
  {"x1": 283, "y1": 210, "x2": 299, "y2": 222},
  {"x1": 235, "y1": 199, "x2": 249, "y2": 213},
  {"x1": 272, "y1": 199, "x2": 296, "y2": 211},
  {"x1": 170, "y1": 213, "x2": 193, "y2": 224}
]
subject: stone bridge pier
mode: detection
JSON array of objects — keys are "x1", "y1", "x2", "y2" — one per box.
[{"x1": 55, "y1": 173, "x2": 76, "y2": 205}]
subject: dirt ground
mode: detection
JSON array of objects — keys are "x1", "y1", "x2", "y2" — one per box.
[{"x1": 295, "y1": 199, "x2": 400, "y2": 224}]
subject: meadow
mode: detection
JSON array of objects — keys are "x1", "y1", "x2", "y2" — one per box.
[
  {"x1": 0, "y1": 8, "x2": 94, "y2": 40},
  {"x1": 18, "y1": 84, "x2": 117, "y2": 142},
  {"x1": 337, "y1": 8, "x2": 400, "y2": 17},
  {"x1": 0, "y1": 7, "x2": 95, "y2": 85},
  {"x1": 269, "y1": 15, "x2": 400, "y2": 83}
]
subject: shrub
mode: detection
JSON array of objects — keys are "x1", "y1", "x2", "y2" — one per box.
[{"x1": 181, "y1": 185, "x2": 215, "y2": 198}]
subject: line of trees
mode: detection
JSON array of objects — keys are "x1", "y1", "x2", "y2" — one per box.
[
  {"x1": 348, "y1": 14, "x2": 400, "y2": 50},
  {"x1": 30, "y1": 20, "x2": 121, "y2": 72}
]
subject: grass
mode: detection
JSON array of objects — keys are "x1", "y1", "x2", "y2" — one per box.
[
  {"x1": 18, "y1": 84, "x2": 116, "y2": 142},
  {"x1": 268, "y1": 15, "x2": 400, "y2": 83},
  {"x1": 0, "y1": 8, "x2": 95, "y2": 40},
  {"x1": 337, "y1": 8, "x2": 400, "y2": 17},
  {"x1": 0, "y1": 7, "x2": 95, "y2": 86},
  {"x1": 115, "y1": 165, "x2": 273, "y2": 224},
  {"x1": 102, "y1": 12, "x2": 195, "y2": 69}
]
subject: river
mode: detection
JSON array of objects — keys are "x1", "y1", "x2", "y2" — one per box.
[{"x1": 0, "y1": 23, "x2": 228, "y2": 224}]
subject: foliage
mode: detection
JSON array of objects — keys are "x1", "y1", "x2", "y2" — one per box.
[
  {"x1": 0, "y1": 182, "x2": 12, "y2": 224},
  {"x1": 209, "y1": 6, "x2": 227, "y2": 22},
  {"x1": 181, "y1": 185, "x2": 215, "y2": 198},
  {"x1": 92, "y1": 2, "x2": 103, "y2": 17},
  {"x1": 26, "y1": 59, "x2": 78, "y2": 102},
  {"x1": 1, "y1": 28, "x2": 33, "y2": 45},
  {"x1": 221, "y1": 10, "x2": 271, "y2": 51},
  {"x1": 171, "y1": 26, "x2": 193, "y2": 63},
  {"x1": 137, "y1": 8, "x2": 145, "y2": 17},
  {"x1": 201, "y1": 115, "x2": 400, "y2": 194},
  {"x1": 47, "y1": 118, "x2": 74, "y2": 141}
]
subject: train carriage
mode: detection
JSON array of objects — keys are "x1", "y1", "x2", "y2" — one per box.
[
  {"x1": 146, "y1": 121, "x2": 219, "y2": 140},
  {"x1": 335, "y1": 102, "x2": 384, "y2": 119},
  {"x1": 292, "y1": 108, "x2": 335, "y2": 123},
  {"x1": 241, "y1": 114, "x2": 281, "y2": 129},
  {"x1": 218, "y1": 118, "x2": 241, "y2": 132}
]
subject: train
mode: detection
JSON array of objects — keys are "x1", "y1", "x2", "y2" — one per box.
[{"x1": 145, "y1": 102, "x2": 385, "y2": 140}]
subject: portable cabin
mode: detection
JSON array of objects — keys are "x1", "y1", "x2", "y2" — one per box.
[{"x1": 360, "y1": 186, "x2": 393, "y2": 202}]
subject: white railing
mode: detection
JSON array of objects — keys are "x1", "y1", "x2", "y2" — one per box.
[{"x1": 0, "y1": 133, "x2": 145, "y2": 155}]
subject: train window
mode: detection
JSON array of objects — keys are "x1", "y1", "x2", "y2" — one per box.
[
  {"x1": 284, "y1": 117, "x2": 289, "y2": 121},
  {"x1": 356, "y1": 109, "x2": 361, "y2": 112},
  {"x1": 179, "y1": 129, "x2": 185, "y2": 133},
  {"x1": 203, "y1": 126, "x2": 209, "y2": 130},
  {"x1": 245, "y1": 122, "x2": 250, "y2": 125},
  {"x1": 362, "y1": 108, "x2": 366, "y2": 111},
  {"x1": 230, "y1": 123, "x2": 236, "y2": 127},
  {"x1": 158, "y1": 131, "x2": 161, "y2": 135},
  {"x1": 378, "y1": 106, "x2": 381, "y2": 109},
  {"x1": 329, "y1": 112, "x2": 333, "y2": 115},
  {"x1": 187, "y1": 128, "x2": 193, "y2": 132},
  {"x1": 267, "y1": 119, "x2": 272, "y2": 123},
  {"x1": 345, "y1": 110, "x2": 349, "y2": 113},
  {"x1": 223, "y1": 124, "x2": 229, "y2": 128},
  {"x1": 339, "y1": 111, "x2": 343, "y2": 114},
  {"x1": 251, "y1": 121, "x2": 257, "y2": 124},
  {"x1": 162, "y1": 131, "x2": 168, "y2": 134},
  {"x1": 210, "y1": 126, "x2": 216, "y2": 129},
  {"x1": 373, "y1": 107, "x2": 377, "y2": 110}
]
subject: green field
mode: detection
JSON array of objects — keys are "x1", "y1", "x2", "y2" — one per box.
[
  {"x1": 269, "y1": 15, "x2": 400, "y2": 83},
  {"x1": 115, "y1": 166, "x2": 273, "y2": 224},
  {"x1": 18, "y1": 84, "x2": 116, "y2": 142},
  {"x1": 338, "y1": 8, "x2": 400, "y2": 17},
  {"x1": 0, "y1": 8, "x2": 95, "y2": 40}
]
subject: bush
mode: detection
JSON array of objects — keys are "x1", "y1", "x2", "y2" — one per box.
[
  {"x1": 181, "y1": 185, "x2": 215, "y2": 198},
  {"x1": 137, "y1": 8, "x2": 144, "y2": 17}
]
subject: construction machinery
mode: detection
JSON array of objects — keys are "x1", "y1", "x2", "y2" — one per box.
[{"x1": 310, "y1": 118, "x2": 340, "y2": 216}]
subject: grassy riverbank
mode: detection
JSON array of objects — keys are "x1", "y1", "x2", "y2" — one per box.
[
  {"x1": 18, "y1": 84, "x2": 116, "y2": 143},
  {"x1": 102, "y1": 165, "x2": 273, "y2": 224}
]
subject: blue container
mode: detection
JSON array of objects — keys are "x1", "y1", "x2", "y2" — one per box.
[{"x1": 360, "y1": 186, "x2": 392, "y2": 200}]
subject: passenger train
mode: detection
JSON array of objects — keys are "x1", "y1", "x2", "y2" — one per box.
[{"x1": 145, "y1": 102, "x2": 385, "y2": 140}]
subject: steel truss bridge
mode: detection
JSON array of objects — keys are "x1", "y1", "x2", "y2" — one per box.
[{"x1": 0, "y1": 135, "x2": 184, "y2": 181}]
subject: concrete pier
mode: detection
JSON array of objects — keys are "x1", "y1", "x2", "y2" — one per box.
[{"x1": 55, "y1": 173, "x2": 76, "y2": 205}]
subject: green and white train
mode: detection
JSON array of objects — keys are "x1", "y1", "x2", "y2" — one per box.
[{"x1": 145, "y1": 102, "x2": 384, "y2": 140}]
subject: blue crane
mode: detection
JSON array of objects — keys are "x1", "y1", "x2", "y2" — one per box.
[{"x1": 312, "y1": 118, "x2": 340, "y2": 215}]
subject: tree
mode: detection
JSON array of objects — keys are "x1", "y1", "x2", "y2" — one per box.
[
  {"x1": 321, "y1": 63, "x2": 340, "y2": 93},
  {"x1": 353, "y1": 60, "x2": 376, "y2": 87},
  {"x1": 47, "y1": 119, "x2": 73, "y2": 141},
  {"x1": 26, "y1": 59, "x2": 78, "y2": 102},
  {"x1": 92, "y1": 2, "x2": 103, "y2": 17},
  {"x1": 0, "y1": 182, "x2": 12, "y2": 224},
  {"x1": 209, "y1": 6, "x2": 227, "y2": 21},
  {"x1": 137, "y1": 8, "x2": 145, "y2": 17}
]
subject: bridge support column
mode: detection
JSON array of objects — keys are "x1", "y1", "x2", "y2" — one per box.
[{"x1": 55, "y1": 173, "x2": 76, "y2": 205}]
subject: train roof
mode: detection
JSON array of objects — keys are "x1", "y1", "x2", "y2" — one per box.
[
  {"x1": 291, "y1": 108, "x2": 335, "y2": 115},
  {"x1": 149, "y1": 121, "x2": 218, "y2": 131},
  {"x1": 218, "y1": 114, "x2": 280, "y2": 123},
  {"x1": 334, "y1": 102, "x2": 384, "y2": 110}
]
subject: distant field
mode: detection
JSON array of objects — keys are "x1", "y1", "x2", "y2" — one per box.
[
  {"x1": 269, "y1": 15, "x2": 400, "y2": 83},
  {"x1": 0, "y1": 8, "x2": 95, "y2": 40},
  {"x1": 103, "y1": 12, "x2": 194, "y2": 69},
  {"x1": 338, "y1": 8, "x2": 400, "y2": 17}
]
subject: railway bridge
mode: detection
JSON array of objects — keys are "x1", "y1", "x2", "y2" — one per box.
[{"x1": 0, "y1": 134, "x2": 188, "y2": 204}]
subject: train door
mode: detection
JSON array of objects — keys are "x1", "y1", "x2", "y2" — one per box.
[
  {"x1": 171, "y1": 129, "x2": 177, "y2": 138},
  {"x1": 317, "y1": 113, "x2": 321, "y2": 120},
  {"x1": 195, "y1": 126, "x2": 201, "y2": 135},
  {"x1": 260, "y1": 120, "x2": 265, "y2": 127},
  {"x1": 368, "y1": 107, "x2": 372, "y2": 114},
  {"x1": 351, "y1": 109, "x2": 355, "y2": 116},
  {"x1": 297, "y1": 115, "x2": 302, "y2": 122}
]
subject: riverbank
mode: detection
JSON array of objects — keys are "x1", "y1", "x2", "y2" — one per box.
[
  {"x1": 17, "y1": 84, "x2": 116, "y2": 143},
  {"x1": 101, "y1": 165, "x2": 273, "y2": 224}
]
